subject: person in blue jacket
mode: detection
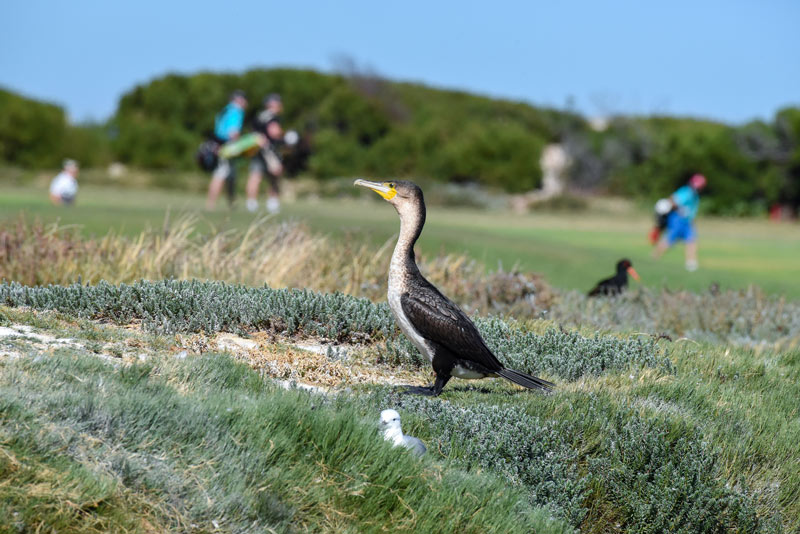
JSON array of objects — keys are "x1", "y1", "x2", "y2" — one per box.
[
  {"x1": 206, "y1": 90, "x2": 247, "y2": 210},
  {"x1": 652, "y1": 173, "x2": 707, "y2": 271}
]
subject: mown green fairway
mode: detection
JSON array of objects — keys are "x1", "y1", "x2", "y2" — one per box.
[{"x1": 2, "y1": 184, "x2": 798, "y2": 297}]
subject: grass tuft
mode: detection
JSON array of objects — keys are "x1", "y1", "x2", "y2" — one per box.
[
  {"x1": 1, "y1": 350, "x2": 572, "y2": 534},
  {"x1": 0, "y1": 215, "x2": 549, "y2": 317}
]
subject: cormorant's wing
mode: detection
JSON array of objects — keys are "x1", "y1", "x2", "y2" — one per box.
[{"x1": 400, "y1": 279, "x2": 502, "y2": 371}]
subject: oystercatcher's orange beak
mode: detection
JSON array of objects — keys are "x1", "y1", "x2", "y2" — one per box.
[{"x1": 627, "y1": 266, "x2": 641, "y2": 282}]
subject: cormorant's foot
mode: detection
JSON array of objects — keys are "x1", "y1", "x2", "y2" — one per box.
[{"x1": 402, "y1": 385, "x2": 440, "y2": 397}]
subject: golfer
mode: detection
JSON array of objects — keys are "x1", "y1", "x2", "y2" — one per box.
[
  {"x1": 49, "y1": 159, "x2": 79, "y2": 205},
  {"x1": 652, "y1": 173, "x2": 707, "y2": 271},
  {"x1": 206, "y1": 90, "x2": 247, "y2": 210}
]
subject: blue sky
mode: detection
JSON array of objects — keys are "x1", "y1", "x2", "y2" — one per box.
[{"x1": 2, "y1": 0, "x2": 798, "y2": 124}]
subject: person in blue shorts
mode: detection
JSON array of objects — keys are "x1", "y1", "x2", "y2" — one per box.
[
  {"x1": 246, "y1": 93, "x2": 285, "y2": 213},
  {"x1": 652, "y1": 173, "x2": 707, "y2": 271},
  {"x1": 206, "y1": 90, "x2": 247, "y2": 210}
]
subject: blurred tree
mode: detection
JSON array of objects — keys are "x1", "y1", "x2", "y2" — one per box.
[
  {"x1": 2, "y1": 71, "x2": 798, "y2": 216},
  {"x1": 0, "y1": 89, "x2": 112, "y2": 169},
  {"x1": 0, "y1": 89, "x2": 67, "y2": 168}
]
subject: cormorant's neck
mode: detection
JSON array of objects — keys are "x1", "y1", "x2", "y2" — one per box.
[{"x1": 391, "y1": 201, "x2": 426, "y2": 274}]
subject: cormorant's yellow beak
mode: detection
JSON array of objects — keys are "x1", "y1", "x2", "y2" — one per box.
[{"x1": 354, "y1": 179, "x2": 397, "y2": 200}]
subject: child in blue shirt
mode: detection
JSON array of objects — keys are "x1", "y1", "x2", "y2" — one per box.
[{"x1": 652, "y1": 174, "x2": 707, "y2": 271}]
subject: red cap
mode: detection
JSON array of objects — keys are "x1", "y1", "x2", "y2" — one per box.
[{"x1": 690, "y1": 174, "x2": 707, "y2": 189}]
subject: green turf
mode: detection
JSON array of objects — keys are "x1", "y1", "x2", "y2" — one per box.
[
  {"x1": 2, "y1": 184, "x2": 798, "y2": 298},
  {"x1": 1, "y1": 294, "x2": 794, "y2": 532},
  {"x1": 0, "y1": 340, "x2": 572, "y2": 533}
]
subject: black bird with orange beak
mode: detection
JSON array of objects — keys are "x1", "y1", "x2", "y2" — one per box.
[
  {"x1": 587, "y1": 259, "x2": 641, "y2": 297},
  {"x1": 354, "y1": 179, "x2": 554, "y2": 396}
]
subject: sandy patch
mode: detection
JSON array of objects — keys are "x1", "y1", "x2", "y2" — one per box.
[
  {"x1": 2, "y1": 319, "x2": 426, "y2": 393},
  {"x1": 0, "y1": 323, "x2": 122, "y2": 364},
  {"x1": 0, "y1": 324, "x2": 78, "y2": 347},
  {"x1": 173, "y1": 331, "x2": 426, "y2": 391},
  {"x1": 0, "y1": 324, "x2": 80, "y2": 360}
]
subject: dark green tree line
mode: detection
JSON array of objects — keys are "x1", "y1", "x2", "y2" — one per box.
[
  {"x1": 1, "y1": 70, "x2": 798, "y2": 214},
  {"x1": 0, "y1": 88, "x2": 111, "y2": 169}
]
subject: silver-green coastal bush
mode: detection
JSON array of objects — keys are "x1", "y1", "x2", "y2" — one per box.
[
  {"x1": 0, "y1": 280, "x2": 395, "y2": 342},
  {"x1": 549, "y1": 287, "x2": 800, "y2": 349},
  {"x1": 354, "y1": 388, "x2": 780, "y2": 533},
  {"x1": 383, "y1": 316, "x2": 671, "y2": 380},
  {"x1": 1, "y1": 280, "x2": 669, "y2": 381}
]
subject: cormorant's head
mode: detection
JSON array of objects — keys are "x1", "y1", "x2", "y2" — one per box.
[
  {"x1": 616, "y1": 258, "x2": 641, "y2": 281},
  {"x1": 379, "y1": 409, "x2": 402, "y2": 432},
  {"x1": 354, "y1": 179, "x2": 425, "y2": 220}
]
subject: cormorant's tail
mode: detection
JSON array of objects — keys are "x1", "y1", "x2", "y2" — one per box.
[{"x1": 497, "y1": 368, "x2": 554, "y2": 392}]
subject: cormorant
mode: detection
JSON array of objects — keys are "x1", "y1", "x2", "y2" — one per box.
[
  {"x1": 380, "y1": 409, "x2": 426, "y2": 456},
  {"x1": 587, "y1": 258, "x2": 640, "y2": 297},
  {"x1": 355, "y1": 179, "x2": 554, "y2": 396}
]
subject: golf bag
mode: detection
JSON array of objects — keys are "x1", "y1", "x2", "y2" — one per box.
[
  {"x1": 649, "y1": 198, "x2": 674, "y2": 245},
  {"x1": 196, "y1": 139, "x2": 220, "y2": 172}
]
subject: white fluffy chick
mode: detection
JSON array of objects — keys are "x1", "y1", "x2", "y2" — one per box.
[{"x1": 379, "y1": 409, "x2": 426, "y2": 456}]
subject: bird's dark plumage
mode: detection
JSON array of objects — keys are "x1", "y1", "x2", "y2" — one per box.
[
  {"x1": 400, "y1": 281, "x2": 503, "y2": 372},
  {"x1": 588, "y1": 258, "x2": 640, "y2": 297},
  {"x1": 354, "y1": 178, "x2": 553, "y2": 396}
]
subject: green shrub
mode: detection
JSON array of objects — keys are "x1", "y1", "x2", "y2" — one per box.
[
  {"x1": 590, "y1": 414, "x2": 762, "y2": 533},
  {"x1": 349, "y1": 388, "x2": 779, "y2": 533},
  {"x1": 548, "y1": 287, "x2": 800, "y2": 350},
  {"x1": 4, "y1": 70, "x2": 798, "y2": 214},
  {"x1": 0, "y1": 280, "x2": 791, "y2": 533},
  {"x1": 382, "y1": 312, "x2": 669, "y2": 379},
  {"x1": 0, "y1": 280, "x2": 395, "y2": 341},
  {"x1": 0, "y1": 89, "x2": 113, "y2": 169},
  {"x1": 0, "y1": 89, "x2": 67, "y2": 168},
  {"x1": 0, "y1": 280, "x2": 669, "y2": 381}
]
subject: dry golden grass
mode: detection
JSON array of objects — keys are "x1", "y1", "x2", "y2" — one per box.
[{"x1": 0, "y1": 215, "x2": 549, "y2": 316}]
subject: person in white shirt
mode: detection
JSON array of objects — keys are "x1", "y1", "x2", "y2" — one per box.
[{"x1": 49, "y1": 159, "x2": 79, "y2": 205}]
